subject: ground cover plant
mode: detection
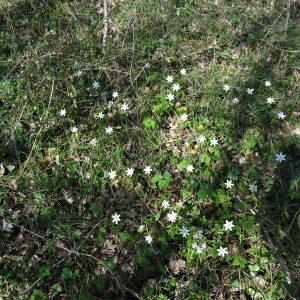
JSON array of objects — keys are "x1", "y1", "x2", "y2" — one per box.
[{"x1": 0, "y1": 0, "x2": 300, "y2": 299}]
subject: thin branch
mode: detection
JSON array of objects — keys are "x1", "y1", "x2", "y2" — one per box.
[
  {"x1": 102, "y1": 0, "x2": 108, "y2": 50},
  {"x1": 284, "y1": 0, "x2": 291, "y2": 39},
  {"x1": 12, "y1": 218, "x2": 140, "y2": 298}
]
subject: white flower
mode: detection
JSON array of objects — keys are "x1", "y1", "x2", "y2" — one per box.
[
  {"x1": 172, "y1": 83, "x2": 180, "y2": 91},
  {"x1": 246, "y1": 88, "x2": 254, "y2": 95},
  {"x1": 144, "y1": 62, "x2": 151, "y2": 68},
  {"x1": 112, "y1": 91, "x2": 119, "y2": 98},
  {"x1": 232, "y1": 97, "x2": 239, "y2": 104},
  {"x1": 145, "y1": 234, "x2": 153, "y2": 244},
  {"x1": 201, "y1": 243, "x2": 207, "y2": 250},
  {"x1": 162, "y1": 200, "x2": 170, "y2": 209},
  {"x1": 186, "y1": 164, "x2": 194, "y2": 172},
  {"x1": 173, "y1": 147, "x2": 180, "y2": 154},
  {"x1": 239, "y1": 157, "x2": 246, "y2": 164},
  {"x1": 105, "y1": 127, "x2": 113, "y2": 134},
  {"x1": 144, "y1": 166, "x2": 152, "y2": 174},
  {"x1": 111, "y1": 213, "x2": 121, "y2": 224},
  {"x1": 217, "y1": 246, "x2": 228, "y2": 257},
  {"x1": 179, "y1": 113, "x2": 188, "y2": 122},
  {"x1": 223, "y1": 84, "x2": 230, "y2": 92},
  {"x1": 180, "y1": 226, "x2": 190, "y2": 237},
  {"x1": 223, "y1": 220, "x2": 235, "y2": 231},
  {"x1": 266, "y1": 97, "x2": 275, "y2": 104},
  {"x1": 70, "y1": 126, "x2": 78, "y2": 133},
  {"x1": 166, "y1": 93, "x2": 174, "y2": 101},
  {"x1": 125, "y1": 168, "x2": 134, "y2": 177},
  {"x1": 121, "y1": 103, "x2": 129, "y2": 112},
  {"x1": 249, "y1": 184, "x2": 257, "y2": 193},
  {"x1": 75, "y1": 70, "x2": 83, "y2": 77},
  {"x1": 167, "y1": 211, "x2": 177, "y2": 223},
  {"x1": 197, "y1": 135, "x2": 206, "y2": 144},
  {"x1": 108, "y1": 170, "x2": 117, "y2": 179},
  {"x1": 194, "y1": 242, "x2": 207, "y2": 254},
  {"x1": 90, "y1": 138, "x2": 97, "y2": 146},
  {"x1": 277, "y1": 112, "x2": 286, "y2": 119},
  {"x1": 180, "y1": 68, "x2": 187, "y2": 75},
  {"x1": 261, "y1": 258, "x2": 268, "y2": 264},
  {"x1": 2, "y1": 219, "x2": 13, "y2": 232},
  {"x1": 210, "y1": 138, "x2": 218, "y2": 146},
  {"x1": 93, "y1": 81, "x2": 100, "y2": 89},
  {"x1": 265, "y1": 81, "x2": 271, "y2": 87},
  {"x1": 195, "y1": 245, "x2": 203, "y2": 254},
  {"x1": 166, "y1": 75, "x2": 174, "y2": 83},
  {"x1": 276, "y1": 152, "x2": 286, "y2": 163},
  {"x1": 96, "y1": 112, "x2": 105, "y2": 119},
  {"x1": 225, "y1": 180, "x2": 234, "y2": 189},
  {"x1": 193, "y1": 230, "x2": 203, "y2": 239},
  {"x1": 59, "y1": 109, "x2": 66, "y2": 117}
]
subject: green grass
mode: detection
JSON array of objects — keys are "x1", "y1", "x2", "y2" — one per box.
[{"x1": 0, "y1": 0, "x2": 299, "y2": 299}]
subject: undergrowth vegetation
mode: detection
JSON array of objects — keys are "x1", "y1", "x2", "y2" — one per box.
[{"x1": 0, "y1": 0, "x2": 299, "y2": 299}]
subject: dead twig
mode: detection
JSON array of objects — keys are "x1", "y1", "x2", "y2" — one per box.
[
  {"x1": 102, "y1": 0, "x2": 108, "y2": 51},
  {"x1": 12, "y1": 217, "x2": 140, "y2": 298},
  {"x1": 284, "y1": 0, "x2": 291, "y2": 39}
]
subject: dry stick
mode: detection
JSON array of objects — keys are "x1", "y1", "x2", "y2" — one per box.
[
  {"x1": 285, "y1": 0, "x2": 291, "y2": 39},
  {"x1": 22, "y1": 278, "x2": 42, "y2": 295},
  {"x1": 15, "y1": 217, "x2": 140, "y2": 298},
  {"x1": 1, "y1": 52, "x2": 28, "y2": 83},
  {"x1": 18, "y1": 229, "x2": 137, "y2": 298},
  {"x1": 102, "y1": 0, "x2": 108, "y2": 50},
  {"x1": 75, "y1": 252, "x2": 141, "y2": 299},
  {"x1": 129, "y1": 20, "x2": 136, "y2": 89}
]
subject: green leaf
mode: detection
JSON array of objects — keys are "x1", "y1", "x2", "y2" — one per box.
[
  {"x1": 152, "y1": 100, "x2": 171, "y2": 116},
  {"x1": 91, "y1": 274, "x2": 105, "y2": 293},
  {"x1": 50, "y1": 284, "x2": 63, "y2": 296},
  {"x1": 178, "y1": 160, "x2": 189, "y2": 170},
  {"x1": 155, "y1": 212, "x2": 161, "y2": 221},
  {"x1": 198, "y1": 189, "x2": 208, "y2": 201},
  {"x1": 180, "y1": 188, "x2": 191, "y2": 198},
  {"x1": 158, "y1": 179, "x2": 167, "y2": 188},
  {"x1": 232, "y1": 254, "x2": 247, "y2": 268},
  {"x1": 104, "y1": 259, "x2": 116, "y2": 271},
  {"x1": 30, "y1": 289, "x2": 46, "y2": 300},
  {"x1": 163, "y1": 171, "x2": 173, "y2": 184},
  {"x1": 38, "y1": 266, "x2": 51, "y2": 278},
  {"x1": 151, "y1": 173, "x2": 162, "y2": 184},
  {"x1": 119, "y1": 231, "x2": 133, "y2": 242},
  {"x1": 61, "y1": 268, "x2": 73, "y2": 280},
  {"x1": 90, "y1": 202, "x2": 102, "y2": 216},
  {"x1": 74, "y1": 269, "x2": 80, "y2": 278},
  {"x1": 143, "y1": 117, "x2": 157, "y2": 129},
  {"x1": 249, "y1": 264, "x2": 260, "y2": 276},
  {"x1": 200, "y1": 153, "x2": 211, "y2": 166}
]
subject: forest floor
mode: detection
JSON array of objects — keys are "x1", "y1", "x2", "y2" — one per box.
[{"x1": 0, "y1": 1, "x2": 300, "y2": 299}]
